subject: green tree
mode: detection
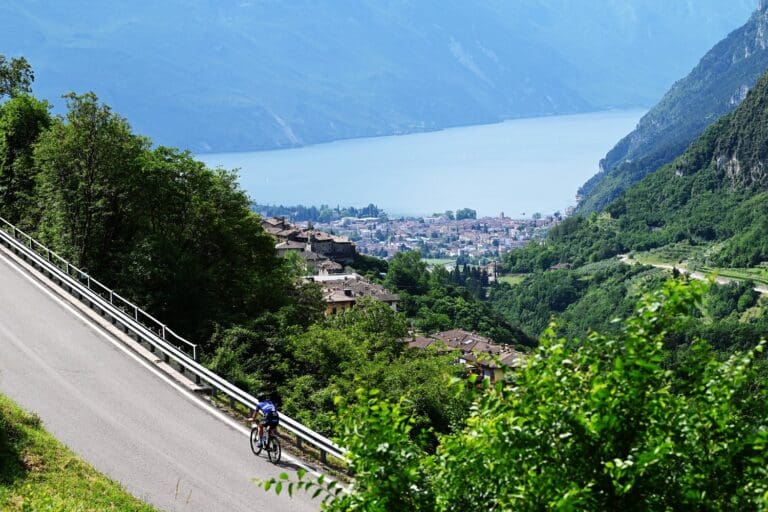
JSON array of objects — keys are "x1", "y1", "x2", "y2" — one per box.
[
  {"x1": 0, "y1": 55, "x2": 33, "y2": 99},
  {"x1": 455, "y1": 208, "x2": 476, "y2": 220},
  {"x1": 0, "y1": 94, "x2": 51, "y2": 224},
  {"x1": 385, "y1": 251, "x2": 429, "y2": 295},
  {"x1": 35, "y1": 92, "x2": 148, "y2": 273},
  {"x1": 124, "y1": 146, "x2": 291, "y2": 338}
]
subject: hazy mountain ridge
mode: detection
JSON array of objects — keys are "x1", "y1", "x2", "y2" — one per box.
[
  {"x1": 0, "y1": 0, "x2": 756, "y2": 152},
  {"x1": 578, "y1": 3, "x2": 768, "y2": 213}
]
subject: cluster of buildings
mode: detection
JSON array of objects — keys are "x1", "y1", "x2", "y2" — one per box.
[
  {"x1": 262, "y1": 217, "x2": 356, "y2": 274},
  {"x1": 261, "y1": 217, "x2": 399, "y2": 315},
  {"x1": 305, "y1": 274, "x2": 399, "y2": 315},
  {"x1": 305, "y1": 213, "x2": 560, "y2": 262},
  {"x1": 408, "y1": 329, "x2": 525, "y2": 383}
]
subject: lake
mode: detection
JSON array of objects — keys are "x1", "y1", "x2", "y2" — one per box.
[{"x1": 197, "y1": 109, "x2": 645, "y2": 217}]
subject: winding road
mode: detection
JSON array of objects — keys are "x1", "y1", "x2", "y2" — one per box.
[
  {"x1": 618, "y1": 254, "x2": 768, "y2": 294},
  {"x1": 0, "y1": 246, "x2": 318, "y2": 511}
]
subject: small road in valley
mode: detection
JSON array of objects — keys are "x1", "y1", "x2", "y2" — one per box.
[
  {"x1": 0, "y1": 248, "x2": 317, "y2": 512},
  {"x1": 618, "y1": 254, "x2": 768, "y2": 295}
]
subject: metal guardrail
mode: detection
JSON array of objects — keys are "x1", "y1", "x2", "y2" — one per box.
[{"x1": 0, "y1": 216, "x2": 347, "y2": 463}]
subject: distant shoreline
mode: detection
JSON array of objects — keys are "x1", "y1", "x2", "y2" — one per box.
[
  {"x1": 197, "y1": 109, "x2": 645, "y2": 218},
  {"x1": 196, "y1": 107, "x2": 647, "y2": 158}
]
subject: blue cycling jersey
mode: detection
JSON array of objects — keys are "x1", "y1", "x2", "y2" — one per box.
[{"x1": 258, "y1": 400, "x2": 276, "y2": 414}]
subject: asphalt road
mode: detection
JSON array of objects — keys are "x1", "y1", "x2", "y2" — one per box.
[
  {"x1": 0, "y1": 250, "x2": 318, "y2": 512},
  {"x1": 618, "y1": 254, "x2": 768, "y2": 294}
]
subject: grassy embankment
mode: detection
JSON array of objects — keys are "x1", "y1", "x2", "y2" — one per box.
[
  {"x1": 0, "y1": 394, "x2": 155, "y2": 512},
  {"x1": 497, "y1": 274, "x2": 526, "y2": 286},
  {"x1": 421, "y1": 258, "x2": 455, "y2": 268}
]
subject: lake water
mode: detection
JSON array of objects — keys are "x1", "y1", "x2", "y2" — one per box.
[{"x1": 198, "y1": 109, "x2": 644, "y2": 217}]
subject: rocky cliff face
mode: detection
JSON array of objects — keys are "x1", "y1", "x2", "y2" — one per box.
[{"x1": 577, "y1": 4, "x2": 768, "y2": 214}]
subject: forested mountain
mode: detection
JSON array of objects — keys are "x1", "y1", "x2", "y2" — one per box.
[
  {"x1": 525, "y1": 68, "x2": 768, "y2": 267},
  {"x1": 578, "y1": 2, "x2": 768, "y2": 213},
  {"x1": 0, "y1": 0, "x2": 755, "y2": 152},
  {"x1": 495, "y1": 68, "x2": 768, "y2": 344}
]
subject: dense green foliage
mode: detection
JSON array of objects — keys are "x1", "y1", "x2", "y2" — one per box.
[
  {"x1": 269, "y1": 279, "x2": 768, "y2": 510},
  {"x1": 208, "y1": 299, "x2": 469, "y2": 438},
  {"x1": 0, "y1": 94, "x2": 51, "y2": 224},
  {"x1": 385, "y1": 251, "x2": 533, "y2": 346},
  {"x1": 0, "y1": 394, "x2": 155, "y2": 511},
  {"x1": 1, "y1": 90, "x2": 301, "y2": 342},
  {"x1": 490, "y1": 260, "x2": 666, "y2": 339},
  {"x1": 578, "y1": 5, "x2": 768, "y2": 213},
  {"x1": 253, "y1": 202, "x2": 385, "y2": 223}
]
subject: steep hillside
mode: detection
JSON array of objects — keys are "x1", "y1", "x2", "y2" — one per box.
[
  {"x1": 509, "y1": 68, "x2": 768, "y2": 275},
  {"x1": 493, "y1": 70, "x2": 768, "y2": 346},
  {"x1": 0, "y1": 0, "x2": 754, "y2": 152},
  {"x1": 578, "y1": 3, "x2": 768, "y2": 213},
  {"x1": 606, "y1": 69, "x2": 768, "y2": 267}
]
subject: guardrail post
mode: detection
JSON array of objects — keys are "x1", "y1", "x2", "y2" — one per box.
[
  {"x1": 296, "y1": 437, "x2": 303, "y2": 450},
  {"x1": 321, "y1": 450, "x2": 327, "y2": 464}
]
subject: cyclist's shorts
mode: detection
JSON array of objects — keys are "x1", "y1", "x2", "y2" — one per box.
[{"x1": 261, "y1": 415, "x2": 280, "y2": 427}]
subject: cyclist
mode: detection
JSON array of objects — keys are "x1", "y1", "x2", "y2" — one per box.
[{"x1": 249, "y1": 399, "x2": 280, "y2": 447}]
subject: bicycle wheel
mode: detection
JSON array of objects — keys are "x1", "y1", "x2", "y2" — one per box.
[
  {"x1": 250, "y1": 427, "x2": 262, "y2": 455},
  {"x1": 267, "y1": 435, "x2": 281, "y2": 463}
]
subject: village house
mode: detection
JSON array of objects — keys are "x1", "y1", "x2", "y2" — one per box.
[
  {"x1": 305, "y1": 273, "x2": 399, "y2": 315},
  {"x1": 261, "y1": 217, "x2": 356, "y2": 265},
  {"x1": 407, "y1": 328, "x2": 524, "y2": 383},
  {"x1": 275, "y1": 240, "x2": 306, "y2": 257}
]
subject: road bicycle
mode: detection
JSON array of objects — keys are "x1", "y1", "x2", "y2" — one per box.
[{"x1": 250, "y1": 423, "x2": 281, "y2": 463}]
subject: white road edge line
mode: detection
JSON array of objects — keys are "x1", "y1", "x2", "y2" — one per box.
[{"x1": 0, "y1": 249, "x2": 323, "y2": 481}]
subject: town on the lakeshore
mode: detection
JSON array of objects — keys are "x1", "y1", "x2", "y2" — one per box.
[{"x1": 257, "y1": 205, "x2": 566, "y2": 266}]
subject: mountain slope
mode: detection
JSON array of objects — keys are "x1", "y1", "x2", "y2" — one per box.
[
  {"x1": 522, "y1": 68, "x2": 768, "y2": 274},
  {"x1": 578, "y1": 3, "x2": 768, "y2": 213},
  {"x1": 0, "y1": 1, "x2": 755, "y2": 152},
  {"x1": 605, "y1": 68, "x2": 768, "y2": 267},
  {"x1": 494, "y1": 70, "x2": 768, "y2": 345}
]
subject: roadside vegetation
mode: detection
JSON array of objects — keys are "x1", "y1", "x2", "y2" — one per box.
[
  {"x1": 0, "y1": 394, "x2": 155, "y2": 511},
  {"x1": 266, "y1": 279, "x2": 768, "y2": 510}
]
